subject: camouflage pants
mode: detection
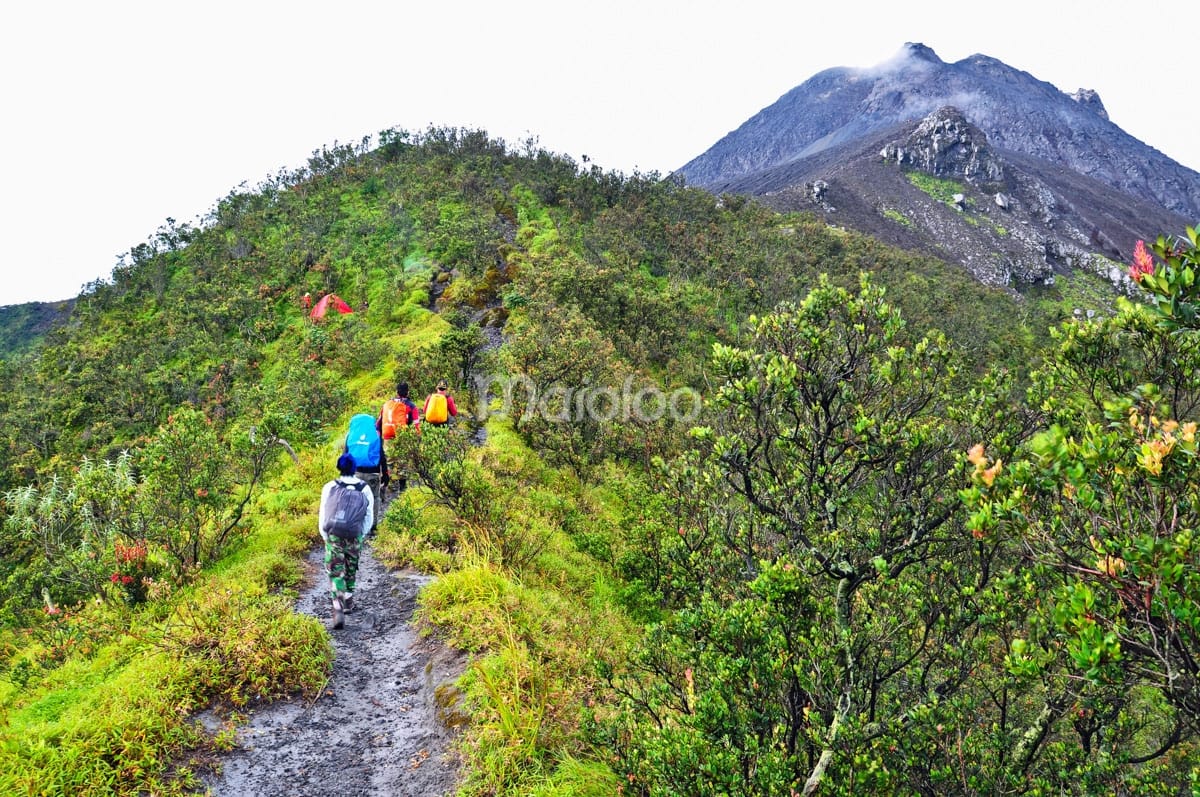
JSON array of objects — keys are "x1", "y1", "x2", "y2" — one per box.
[{"x1": 324, "y1": 534, "x2": 361, "y2": 607}]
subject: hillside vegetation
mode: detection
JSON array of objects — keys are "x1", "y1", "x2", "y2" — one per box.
[
  {"x1": 0, "y1": 128, "x2": 1197, "y2": 795},
  {"x1": 0, "y1": 300, "x2": 74, "y2": 361}
]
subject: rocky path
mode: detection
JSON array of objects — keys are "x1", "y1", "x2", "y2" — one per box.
[
  {"x1": 201, "y1": 259, "x2": 509, "y2": 796},
  {"x1": 202, "y1": 538, "x2": 465, "y2": 796}
]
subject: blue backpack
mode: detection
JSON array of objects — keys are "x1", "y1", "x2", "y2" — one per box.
[{"x1": 346, "y1": 413, "x2": 381, "y2": 468}]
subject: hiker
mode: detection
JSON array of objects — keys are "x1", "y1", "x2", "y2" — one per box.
[
  {"x1": 423, "y1": 379, "x2": 458, "y2": 426},
  {"x1": 378, "y1": 381, "x2": 420, "y2": 492},
  {"x1": 301, "y1": 291, "x2": 312, "y2": 311},
  {"x1": 318, "y1": 453, "x2": 374, "y2": 629},
  {"x1": 344, "y1": 412, "x2": 389, "y2": 532}
]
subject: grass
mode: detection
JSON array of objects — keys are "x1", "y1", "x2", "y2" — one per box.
[
  {"x1": 368, "y1": 415, "x2": 639, "y2": 795},
  {"x1": 0, "y1": 443, "x2": 335, "y2": 796},
  {"x1": 0, "y1": 640, "x2": 208, "y2": 795},
  {"x1": 525, "y1": 755, "x2": 621, "y2": 796},
  {"x1": 906, "y1": 171, "x2": 970, "y2": 207},
  {"x1": 0, "y1": 315, "x2": 443, "y2": 792},
  {"x1": 1, "y1": 261, "x2": 635, "y2": 796},
  {"x1": 1024, "y1": 264, "x2": 1120, "y2": 322}
]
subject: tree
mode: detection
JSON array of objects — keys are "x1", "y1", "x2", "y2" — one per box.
[
  {"x1": 137, "y1": 404, "x2": 293, "y2": 573},
  {"x1": 965, "y1": 231, "x2": 1200, "y2": 781},
  {"x1": 435, "y1": 309, "x2": 493, "y2": 405},
  {"x1": 498, "y1": 302, "x2": 626, "y2": 475},
  {"x1": 610, "y1": 276, "x2": 1037, "y2": 794}
]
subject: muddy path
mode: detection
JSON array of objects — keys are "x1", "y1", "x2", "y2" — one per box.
[{"x1": 201, "y1": 537, "x2": 466, "y2": 797}]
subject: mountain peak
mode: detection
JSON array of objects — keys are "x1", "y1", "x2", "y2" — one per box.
[
  {"x1": 678, "y1": 44, "x2": 1200, "y2": 220},
  {"x1": 676, "y1": 45, "x2": 1200, "y2": 291},
  {"x1": 900, "y1": 42, "x2": 942, "y2": 64},
  {"x1": 1071, "y1": 88, "x2": 1109, "y2": 121}
]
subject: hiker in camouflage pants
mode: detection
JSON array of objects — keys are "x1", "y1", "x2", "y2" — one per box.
[
  {"x1": 325, "y1": 536, "x2": 361, "y2": 610},
  {"x1": 318, "y1": 453, "x2": 374, "y2": 628}
]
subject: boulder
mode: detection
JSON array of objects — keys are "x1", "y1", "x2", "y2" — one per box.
[
  {"x1": 1070, "y1": 88, "x2": 1110, "y2": 121},
  {"x1": 881, "y1": 107, "x2": 1005, "y2": 184}
]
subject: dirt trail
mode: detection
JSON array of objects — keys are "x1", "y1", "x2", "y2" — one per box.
[
  {"x1": 200, "y1": 260, "x2": 511, "y2": 795},
  {"x1": 202, "y1": 536, "x2": 466, "y2": 796}
]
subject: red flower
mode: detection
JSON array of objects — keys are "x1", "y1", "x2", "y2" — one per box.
[
  {"x1": 1129, "y1": 240, "x2": 1155, "y2": 283},
  {"x1": 111, "y1": 573, "x2": 121, "y2": 583},
  {"x1": 122, "y1": 575, "x2": 134, "y2": 586}
]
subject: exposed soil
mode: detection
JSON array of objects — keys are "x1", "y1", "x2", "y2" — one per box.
[
  {"x1": 201, "y1": 536, "x2": 467, "y2": 797},
  {"x1": 199, "y1": 293, "x2": 503, "y2": 796}
]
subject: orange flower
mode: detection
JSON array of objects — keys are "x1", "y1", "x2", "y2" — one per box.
[
  {"x1": 967, "y1": 443, "x2": 986, "y2": 466},
  {"x1": 1096, "y1": 553, "x2": 1126, "y2": 577},
  {"x1": 1137, "y1": 438, "x2": 1173, "y2": 475},
  {"x1": 1129, "y1": 240, "x2": 1155, "y2": 283}
]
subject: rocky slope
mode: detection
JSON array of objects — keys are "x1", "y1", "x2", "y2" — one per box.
[
  {"x1": 677, "y1": 44, "x2": 1200, "y2": 289},
  {"x1": 728, "y1": 106, "x2": 1189, "y2": 289}
]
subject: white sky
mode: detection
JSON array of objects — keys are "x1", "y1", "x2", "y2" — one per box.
[{"x1": 2, "y1": 0, "x2": 1196, "y2": 305}]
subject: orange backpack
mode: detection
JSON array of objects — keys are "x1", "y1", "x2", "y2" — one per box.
[
  {"x1": 380, "y1": 398, "x2": 414, "y2": 439},
  {"x1": 426, "y1": 393, "x2": 449, "y2": 424}
]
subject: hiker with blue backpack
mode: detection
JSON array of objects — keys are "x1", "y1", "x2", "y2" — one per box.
[
  {"x1": 318, "y1": 453, "x2": 375, "y2": 629},
  {"x1": 344, "y1": 412, "x2": 390, "y2": 533}
]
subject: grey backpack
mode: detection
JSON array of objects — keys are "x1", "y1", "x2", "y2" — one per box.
[{"x1": 323, "y1": 480, "x2": 369, "y2": 539}]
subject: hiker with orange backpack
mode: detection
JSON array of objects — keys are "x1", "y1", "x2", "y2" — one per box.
[
  {"x1": 423, "y1": 379, "x2": 458, "y2": 426},
  {"x1": 377, "y1": 381, "x2": 420, "y2": 491}
]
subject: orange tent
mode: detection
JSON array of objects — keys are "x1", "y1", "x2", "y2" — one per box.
[{"x1": 310, "y1": 293, "x2": 353, "y2": 320}]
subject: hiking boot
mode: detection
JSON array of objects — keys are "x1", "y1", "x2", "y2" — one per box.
[
  {"x1": 331, "y1": 597, "x2": 345, "y2": 629},
  {"x1": 343, "y1": 595, "x2": 355, "y2": 614}
]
